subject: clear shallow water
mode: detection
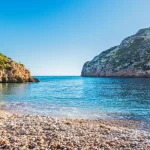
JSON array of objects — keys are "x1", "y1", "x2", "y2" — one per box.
[{"x1": 0, "y1": 76, "x2": 150, "y2": 120}]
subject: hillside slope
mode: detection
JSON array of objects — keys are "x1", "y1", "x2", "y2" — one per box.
[
  {"x1": 0, "y1": 53, "x2": 39, "y2": 83},
  {"x1": 81, "y1": 27, "x2": 150, "y2": 77}
]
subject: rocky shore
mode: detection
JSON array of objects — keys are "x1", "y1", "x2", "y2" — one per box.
[
  {"x1": 0, "y1": 112, "x2": 150, "y2": 150},
  {"x1": 81, "y1": 27, "x2": 150, "y2": 77},
  {"x1": 0, "y1": 53, "x2": 39, "y2": 83}
]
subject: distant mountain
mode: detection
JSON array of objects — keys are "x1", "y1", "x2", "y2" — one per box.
[
  {"x1": 0, "y1": 53, "x2": 39, "y2": 83},
  {"x1": 81, "y1": 27, "x2": 150, "y2": 77}
]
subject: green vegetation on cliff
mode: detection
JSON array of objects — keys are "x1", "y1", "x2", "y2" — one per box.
[
  {"x1": 0, "y1": 53, "x2": 39, "y2": 83},
  {"x1": 0, "y1": 53, "x2": 12, "y2": 70},
  {"x1": 81, "y1": 27, "x2": 150, "y2": 77}
]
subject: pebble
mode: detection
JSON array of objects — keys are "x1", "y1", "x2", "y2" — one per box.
[
  {"x1": 0, "y1": 113, "x2": 149, "y2": 150},
  {"x1": 1, "y1": 140, "x2": 9, "y2": 145}
]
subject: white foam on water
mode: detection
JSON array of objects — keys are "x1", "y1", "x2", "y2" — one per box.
[{"x1": 0, "y1": 101, "x2": 112, "y2": 120}]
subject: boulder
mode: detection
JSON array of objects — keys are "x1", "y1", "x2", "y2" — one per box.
[{"x1": 33, "y1": 78, "x2": 40, "y2": 82}]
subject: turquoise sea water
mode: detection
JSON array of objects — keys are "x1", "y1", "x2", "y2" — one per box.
[{"x1": 0, "y1": 76, "x2": 150, "y2": 121}]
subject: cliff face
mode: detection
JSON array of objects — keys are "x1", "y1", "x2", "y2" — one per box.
[
  {"x1": 81, "y1": 27, "x2": 150, "y2": 77},
  {"x1": 0, "y1": 53, "x2": 39, "y2": 83}
]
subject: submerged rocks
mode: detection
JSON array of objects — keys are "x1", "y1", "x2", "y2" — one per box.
[
  {"x1": 0, "y1": 53, "x2": 39, "y2": 83},
  {"x1": 81, "y1": 27, "x2": 150, "y2": 77}
]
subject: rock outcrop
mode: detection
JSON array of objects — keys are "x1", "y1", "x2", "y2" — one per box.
[
  {"x1": 0, "y1": 53, "x2": 39, "y2": 83},
  {"x1": 81, "y1": 27, "x2": 150, "y2": 77}
]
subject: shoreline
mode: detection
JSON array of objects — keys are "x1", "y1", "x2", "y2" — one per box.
[
  {"x1": 0, "y1": 109, "x2": 12, "y2": 117},
  {"x1": 0, "y1": 110, "x2": 150, "y2": 149}
]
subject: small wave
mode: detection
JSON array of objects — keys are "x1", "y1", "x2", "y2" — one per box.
[{"x1": 0, "y1": 102, "x2": 35, "y2": 114}]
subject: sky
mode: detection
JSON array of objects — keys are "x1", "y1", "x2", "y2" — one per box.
[{"x1": 0, "y1": 0, "x2": 150, "y2": 75}]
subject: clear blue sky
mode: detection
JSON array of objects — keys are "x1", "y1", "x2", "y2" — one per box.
[{"x1": 0, "y1": 0, "x2": 150, "y2": 75}]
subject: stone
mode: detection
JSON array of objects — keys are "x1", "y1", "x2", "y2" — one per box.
[
  {"x1": 8, "y1": 77, "x2": 17, "y2": 83},
  {"x1": 2, "y1": 77, "x2": 8, "y2": 83},
  {"x1": 28, "y1": 143, "x2": 37, "y2": 149},
  {"x1": 1, "y1": 140, "x2": 9, "y2": 145},
  {"x1": 29, "y1": 77, "x2": 35, "y2": 82},
  {"x1": 17, "y1": 77, "x2": 24, "y2": 83},
  {"x1": 33, "y1": 78, "x2": 40, "y2": 82}
]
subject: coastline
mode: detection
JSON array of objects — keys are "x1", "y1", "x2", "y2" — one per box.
[
  {"x1": 0, "y1": 110, "x2": 150, "y2": 149},
  {"x1": 0, "y1": 109, "x2": 12, "y2": 117}
]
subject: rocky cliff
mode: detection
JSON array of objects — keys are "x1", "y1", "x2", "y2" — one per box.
[
  {"x1": 81, "y1": 27, "x2": 150, "y2": 77},
  {"x1": 0, "y1": 53, "x2": 39, "y2": 83}
]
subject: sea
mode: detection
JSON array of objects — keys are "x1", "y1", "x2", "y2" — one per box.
[{"x1": 0, "y1": 76, "x2": 150, "y2": 121}]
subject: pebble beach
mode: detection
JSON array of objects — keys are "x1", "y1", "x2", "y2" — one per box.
[{"x1": 0, "y1": 111, "x2": 150, "y2": 150}]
